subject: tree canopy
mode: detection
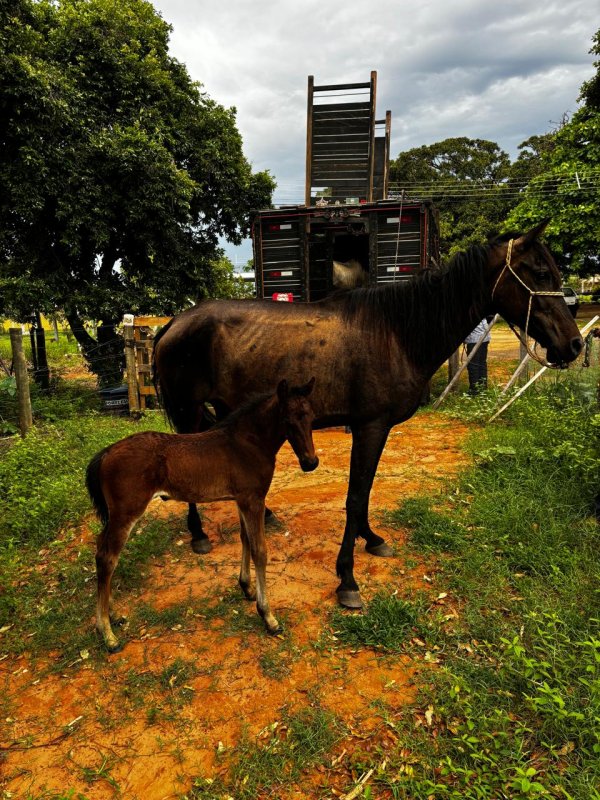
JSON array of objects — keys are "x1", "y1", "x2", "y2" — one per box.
[
  {"x1": 506, "y1": 30, "x2": 600, "y2": 276},
  {"x1": 0, "y1": 0, "x2": 274, "y2": 380},
  {"x1": 390, "y1": 29, "x2": 600, "y2": 273},
  {"x1": 388, "y1": 137, "x2": 513, "y2": 255}
]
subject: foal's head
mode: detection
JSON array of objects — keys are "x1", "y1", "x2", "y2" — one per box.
[{"x1": 277, "y1": 377, "x2": 319, "y2": 472}]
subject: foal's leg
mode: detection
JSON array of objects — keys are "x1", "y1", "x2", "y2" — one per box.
[
  {"x1": 336, "y1": 419, "x2": 392, "y2": 609},
  {"x1": 239, "y1": 499, "x2": 280, "y2": 634},
  {"x1": 237, "y1": 509, "x2": 256, "y2": 601},
  {"x1": 96, "y1": 511, "x2": 141, "y2": 652}
]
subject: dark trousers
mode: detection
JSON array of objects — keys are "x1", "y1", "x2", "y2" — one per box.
[{"x1": 466, "y1": 341, "x2": 489, "y2": 393}]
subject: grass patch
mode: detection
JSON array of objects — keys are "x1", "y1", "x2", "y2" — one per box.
[
  {"x1": 387, "y1": 496, "x2": 466, "y2": 552},
  {"x1": 186, "y1": 704, "x2": 341, "y2": 799},
  {"x1": 0, "y1": 410, "x2": 169, "y2": 551},
  {"x1": 0, "y1": 513, "x2": 180, "y2": 661},
  {"x1": 24, "y1": 792, "x2": 90, "y2": 800},
  {"x1": 331, "y1": 591, "x2": 430, "y2": 652},
  {"x1": 0, "y1": 408, "x2": 174, "y2": 658},
  {"x1": 354, "y1": 375, "x2": 600, "y2": 799},
  {"x1": 120, "y1": 658, "x2": 198, "y2": 724}
]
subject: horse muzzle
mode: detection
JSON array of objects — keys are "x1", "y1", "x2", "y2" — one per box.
[
  {"x1": 300, "y1": 456, "x2": 319, "y2": 472},
  {"x1": 546, "y1": 335, "x2": 583, "y2": 367}
]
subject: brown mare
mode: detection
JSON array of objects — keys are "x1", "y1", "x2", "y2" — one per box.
[
  {"x1": 153, "y1": 223, "x2": 583, "y2": 609},
  {"x1": 86, "y1": 378, "x2": 318, "y2": 652}
]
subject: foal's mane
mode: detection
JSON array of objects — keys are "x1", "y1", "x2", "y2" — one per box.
[
  {"x1": 336, "y1": 241, "x2": 492, "y2": 362},
  {"x1": 212, "y1": 385, "x2": 307, "y2": 431}
]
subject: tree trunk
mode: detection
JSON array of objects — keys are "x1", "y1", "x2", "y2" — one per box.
[
  {"x1": 65, "y1": 311, "x2": 124, "y2": 387},
  {"x1": 29, "y1": 324, "x2": 38, "y2": 373},
  {"x1": 33, "y1": 312, "x2": 50, "y2": 390}
]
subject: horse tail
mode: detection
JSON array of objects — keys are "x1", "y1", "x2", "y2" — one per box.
[
  {"x1": 152, "y1": 309, "x2": 215, "y2": 433},
  {"x1": 86, "y1": 446, "x2": 111, "y2": 525}
]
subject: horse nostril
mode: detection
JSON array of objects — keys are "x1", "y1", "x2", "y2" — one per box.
[
  {"x1": 301, "y1": 456, "x2": 319, "y2": 472},
  {"x1": 571, "y1": 336, "x2": 583, "y2": 357}
]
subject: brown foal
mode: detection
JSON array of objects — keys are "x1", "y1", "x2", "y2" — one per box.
[{"x1": 86, "y1": 378, "x2": 318, "y2": 652}]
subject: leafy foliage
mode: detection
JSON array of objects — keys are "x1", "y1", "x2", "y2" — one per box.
[
  {"x1": 0, "y1": 0, "x2": 273, "y2": 379},
  {"x1": 507, "y1": 28, "x2": 600, "y2": 276},
  {"x1": 389, "y1": 137, "x2": 513, "y2": 255}
]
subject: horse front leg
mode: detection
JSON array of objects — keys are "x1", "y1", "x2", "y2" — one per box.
[
  {"x1": 336, "y1": 418, "x2": 391, "y2": 609},
  {"x1": 188, "y1": 504, "x2": 212, "y2": 554},
  {"x1": 239, "y1": 499, "x2": 281, "y2": 635}
]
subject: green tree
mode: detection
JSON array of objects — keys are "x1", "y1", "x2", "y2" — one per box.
[
  {"x1": 389, "y1": 137, "x2": 512, "y2": 256},
  {"x1": 0, "y1": 0, "x2": 274, "y2": 383},
  {"x1": 507, "y1": 131, "x2": 557, "y2": 186},
  {"x1": 506, "y1": 31, "x2": 600, "y2": 276},
  {"x1": 210, "y1": 254, "x2": 254, "y2": 299}
]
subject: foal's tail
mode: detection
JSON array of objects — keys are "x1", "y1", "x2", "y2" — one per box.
[{"x1": 86, "y1": 446, "x2": 111, "y2": 525}]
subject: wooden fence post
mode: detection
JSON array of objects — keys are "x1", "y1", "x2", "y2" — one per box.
[
  {"x1": 9, "y1": 327, "x2": 33, "y2": 436},
  {"x1": 123, "y1": 316, "x2": 140, "y2": 414}
]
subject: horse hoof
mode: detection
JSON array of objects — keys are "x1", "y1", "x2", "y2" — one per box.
[
  {"x1": 106, "y1": 640, "x2": 124, "y2": 654},
  {"x1": 264, "y1": 512, "x2": 282, "y2": 529},
  {"x1": 337, "y1": 590, "x2": 363, "y2": 609},
  {"x1": 267, "y1": 624, "x2": 283, "y2": 636},
  {"x1": 365, "y1": 541, "x2": 394, "y2": 557},
  {"x1": 191, "y1": 538, "x2": 213, "y2": 554}
]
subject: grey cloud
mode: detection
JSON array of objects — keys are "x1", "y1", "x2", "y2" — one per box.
[{"x1": 152, "y1": 0, "x2": 597, "y2": 255}]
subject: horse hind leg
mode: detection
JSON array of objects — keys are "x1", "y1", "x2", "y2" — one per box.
[
  {"x1": 188, "y1": 504, "x2": 212, "y2": 554},
  {"x1": 237, "y1": 509, "x2": 256, "y2": 601},
  {"x1": 95, "y1": 511, "x2": 140, "y2": 652}
]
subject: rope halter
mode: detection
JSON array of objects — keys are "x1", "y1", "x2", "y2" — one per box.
[{"x1": 491, "y1": 239, "x2": 565, "y2": 368}]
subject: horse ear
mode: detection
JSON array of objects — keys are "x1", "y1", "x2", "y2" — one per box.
[
  {"x1": 513, "y1": 219, "x2": 550, "y2": 251},
  {"x1": 277, "y1": 379, "x2": 288, "y2": 402},
  {"x1": 303, "y1": 376, "x2": 316, "y2": 396}
]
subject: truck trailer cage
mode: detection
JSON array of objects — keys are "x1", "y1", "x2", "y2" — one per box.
[{"x1": 251, "y1": 71, "x2": 439, "y2": 302}]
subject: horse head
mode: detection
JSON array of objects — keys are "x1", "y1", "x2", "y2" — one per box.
[
  {"x1": 489, "y1": 222, "x2": 583, "y2": 367},
  {"x1": 277, "y1": 377, "x2": 319, "y2": 472}
]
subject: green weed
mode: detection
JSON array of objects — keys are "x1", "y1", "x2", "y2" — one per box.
[
  {"x1": 185, "y1": 705, "x2": 341, "y2": 799},
  {"x1": 0, "y1": 514, "x2": 180, "y2": 660},
  {"x1": 359, "y1": 376, "x2": 600, "y2": 799},
  {"x1": 331, "y1": 591, "x2": 430, "y2": 652}
]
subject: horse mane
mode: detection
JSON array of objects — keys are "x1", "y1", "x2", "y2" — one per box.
[{"x1": 337, "y1": 241, "x2": 492, "y2": 362}]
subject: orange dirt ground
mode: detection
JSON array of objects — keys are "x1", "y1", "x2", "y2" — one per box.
[{"x1": 1, "y1": 321, "x2": 586, "y2": 799}]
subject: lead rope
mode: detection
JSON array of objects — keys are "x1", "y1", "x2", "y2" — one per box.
[{"x1": 491, "y1": 239, "x2": 565, "y2": 368}]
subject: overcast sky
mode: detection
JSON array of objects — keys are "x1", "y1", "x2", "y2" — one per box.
[{"x1": 151, "y1": 0, "x2": 597, "y2": 264}]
